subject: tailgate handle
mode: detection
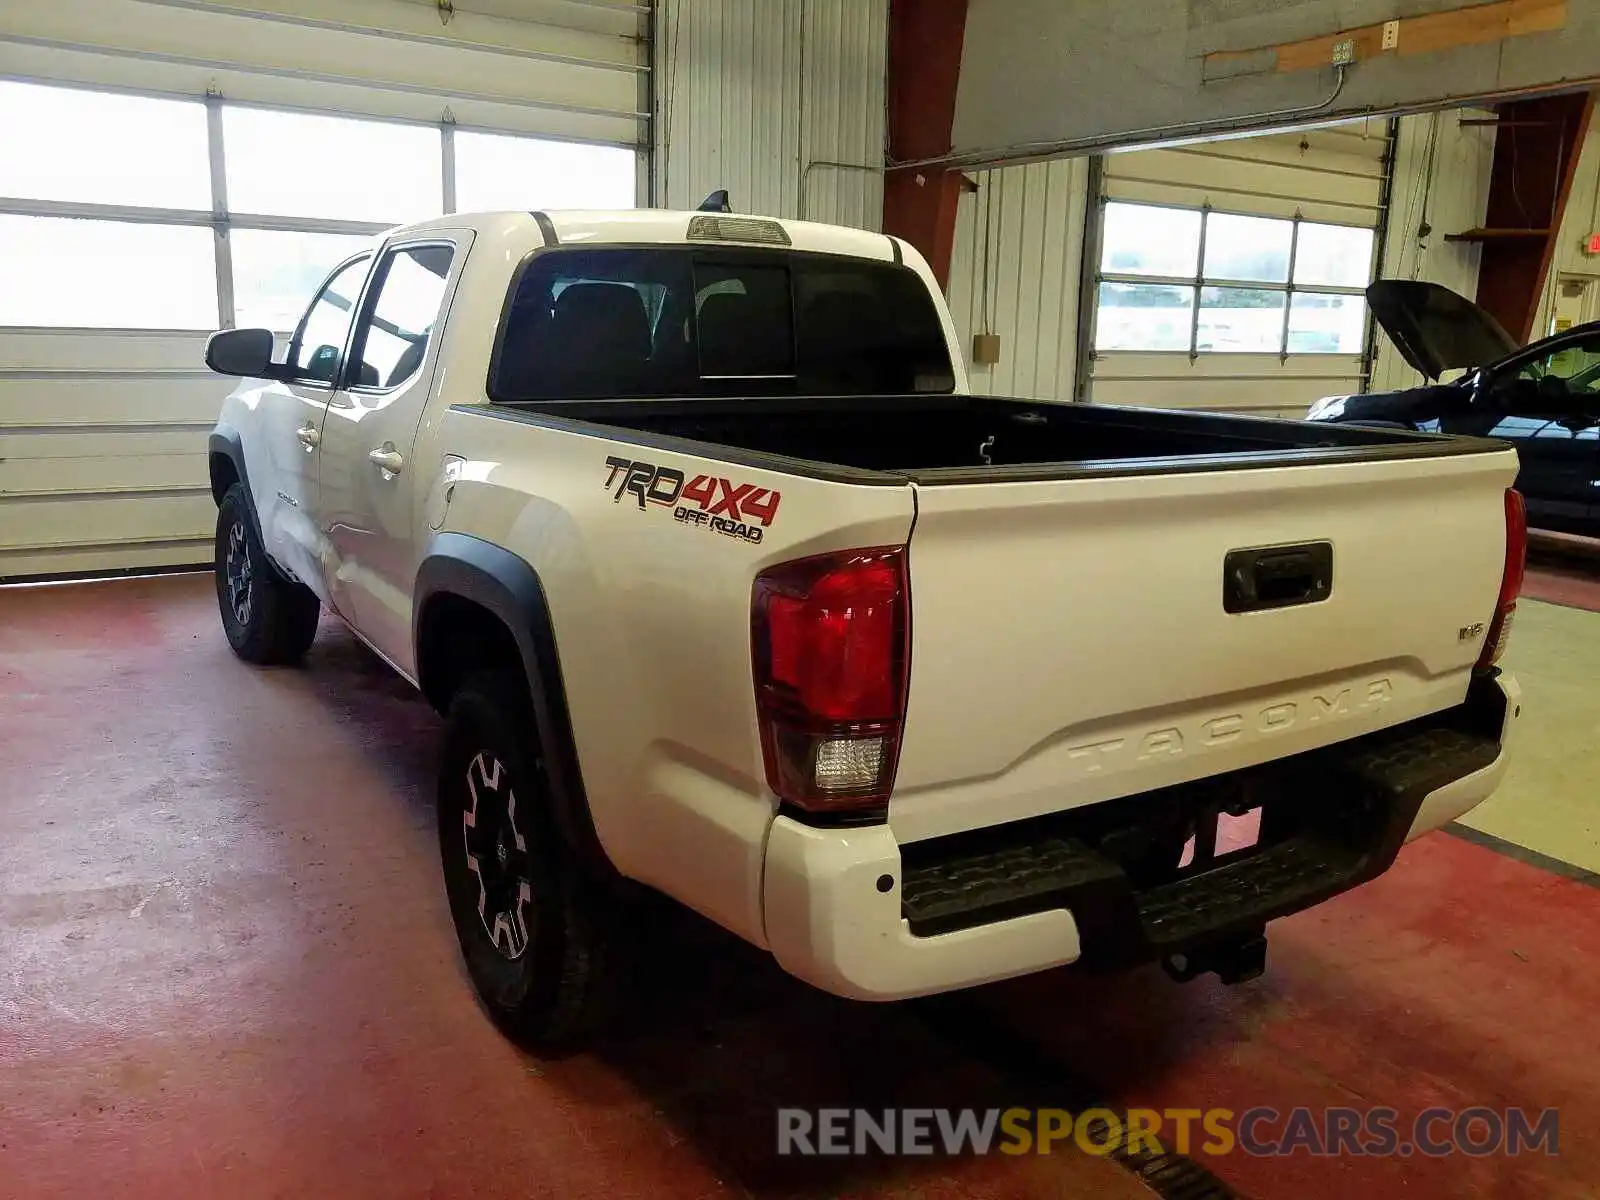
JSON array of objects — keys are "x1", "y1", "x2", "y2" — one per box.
[{"x1": 1224, "y1": 542, "x2": 1333, "y2": 613}]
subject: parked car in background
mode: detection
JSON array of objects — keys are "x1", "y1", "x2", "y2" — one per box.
[{"x1": 1309, "y1": 280, "x2": 1600, "y2": 535}]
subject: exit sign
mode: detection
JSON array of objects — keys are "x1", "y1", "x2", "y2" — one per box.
[{"x1": 1586, "y1": 232, "x2": 1600, "y2": 255}]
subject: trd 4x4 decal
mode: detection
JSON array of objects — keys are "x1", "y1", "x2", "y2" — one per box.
[{"x1": 603, "y1": 456, "x2": 781, "y2": 544}]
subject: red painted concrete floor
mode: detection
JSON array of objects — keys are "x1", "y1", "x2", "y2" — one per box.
[
  {"x1": 3, "y1": 573, "x2": 1598, "y2": 1199},
  {"x1": 1525, "y1": 552, "x2": 1600, "y2": 614}
]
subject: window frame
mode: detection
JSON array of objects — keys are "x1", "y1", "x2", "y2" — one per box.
[
  {"x1": 342, "y1": 239, "x2": 460, "y2": 395},
  {"x1": 1094, "y1": 199, "x2": 1375, "y2": 359},
  {"x1": 286, "y1": 252, "x2": 374, "y2": 386},
  {"x1": 0, "y1": 78, "x2": 642, "y2": 333}
]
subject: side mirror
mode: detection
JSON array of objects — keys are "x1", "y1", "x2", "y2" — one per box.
[{"x1": 205, "y1": 327, "x2": 278, "y2": 378}]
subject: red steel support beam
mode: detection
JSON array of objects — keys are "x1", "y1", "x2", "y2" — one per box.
[
  {"x1": 882, "y1": 0, "x2": 971, "y2": 288},
  {"x1": 1476, "y1": 89, "x2": 1595, "y2": 342}
]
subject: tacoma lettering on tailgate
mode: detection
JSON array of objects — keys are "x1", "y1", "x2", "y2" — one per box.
[{"x1": 1064, "y1": 679, "x2": 1395, "y2": 775}]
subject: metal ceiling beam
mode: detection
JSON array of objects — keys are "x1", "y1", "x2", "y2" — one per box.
[{"x1": 881, "y1": 0, "x2": 971, "y2": 287}]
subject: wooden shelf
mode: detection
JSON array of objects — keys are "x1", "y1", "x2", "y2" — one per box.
[{"x1": 1443, "y1": 227, "x2": 1551, "y2": 242}]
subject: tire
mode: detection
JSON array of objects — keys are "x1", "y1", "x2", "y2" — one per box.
[
  {"x1": 214, "y1": 483, "x2": 320, "y2": 665},
  {"x1": 437, "y1": 669, "x2": 617, "y2": 1049}
]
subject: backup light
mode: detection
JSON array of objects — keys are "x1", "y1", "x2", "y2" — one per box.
[{"x1": 813, "y1": 735, "x2": 887, "y2": 793}]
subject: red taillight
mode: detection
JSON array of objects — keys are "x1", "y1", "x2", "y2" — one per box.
[
  {"x1": 1478, "y1": 488, "x2": 1527, "y2": 670},
  {"x1": 752, "y1": 546, "x2": 909, "y2": 814}
]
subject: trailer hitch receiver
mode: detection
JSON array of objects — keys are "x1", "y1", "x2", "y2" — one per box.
[{"x1": 1162, "y1": 931, "x2": 1268, "y2": 985}]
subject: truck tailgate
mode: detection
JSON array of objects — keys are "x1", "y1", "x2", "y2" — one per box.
[{"x1": 891, "y1": 446, "x2": 1520, "y2": 844}]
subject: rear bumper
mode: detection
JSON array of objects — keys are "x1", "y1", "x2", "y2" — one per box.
[{"x1": 761, "y1": 672, "x2": 1518, "y2": 1002}]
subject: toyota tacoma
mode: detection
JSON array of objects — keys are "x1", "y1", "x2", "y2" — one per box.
[{"x1": 205, "y1": 208, "x2": 1525, "y2": 1046}]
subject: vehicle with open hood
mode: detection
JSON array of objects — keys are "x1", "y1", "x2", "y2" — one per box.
[{"x1": 1309, "y1": 279, "x2": 1600, "y2": 533}]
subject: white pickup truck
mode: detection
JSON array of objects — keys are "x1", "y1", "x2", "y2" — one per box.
[{"x1": 206, "y1": 207, "x2": 1525, "y2": 1047}]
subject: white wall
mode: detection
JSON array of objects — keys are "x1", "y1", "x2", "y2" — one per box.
[
  {"x1": 946, "y1": 158, "x2": 1089, "y2": 402},
  {"x1": 1370, "y1": 109, "x2": 1498, "y2": 393},
  {"x1": 654, "y1": 0, "x2": 887, "y2": 230},
  {"x1": 1533, "y1": 110, "x2": 1600, "y2": 339}
]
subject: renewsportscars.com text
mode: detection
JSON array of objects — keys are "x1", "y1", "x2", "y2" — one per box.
[{"x1": 776, "y1": 1106, "x2": 1559, "y2": 1159}]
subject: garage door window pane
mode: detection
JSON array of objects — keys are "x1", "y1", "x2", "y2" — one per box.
[
  {"x1": 1196, "y1": 287, "x2": 1285, "y2": 353},
  {"x1": 1288, "y1": 293, "x2": 1366, "y2": 354},
  {"x1": 1203, "y1": 213, "x2": 1292, "y2": 283},
  {"x1": 1100, "y1": 204, "x2": 1202, "y2": 278},
  {"x1": 1095, "y1": 282, "x2": 1196, "y2": 351},
  {"x1": 1294, "y1": 223, "x2": 1374, "y2": 288},
  {"x1": 223, "y1": 109, "x2": 441, "y2": 222},
  {"x1": 232, "y1": 230, "x2": 375, "y2": 332},
  {"x1": 0, "y1": 81, "x2": 210, "y2": 209},
  {"x1": 0, "y1": 216, "x2": 215, "y2": 329},
  {"x1": 455, "y1": 132, "x2": 636, "y2": 212}
]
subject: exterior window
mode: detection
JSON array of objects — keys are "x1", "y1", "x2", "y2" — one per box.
[
  {"x1": 454, "y1": 131, "x2": 636, "y2": 212},
  {"x1": 1099, "y1": 204, "x2": 1202, "y2": 278},
  {"x1": 223, "y1": 109, "x2": 442, "y2": 223},
  {"x1": 1095, "y1": 202, "x2": 1375, "y2": 355},
  {"x1": 349, "y1": 245, "x2": 455, "y2": 389},
  {"x1": 1203, "y1": 213, "x2": 1291, "y2": 283},
  {"x1": 1197, "y1": 287, "x2": 1285, "y2": 353},
  {"x1": 0, "y1": 215, "x2": 216, "y2": 329},
  {"x1": 289, "y1": 257, "x2": 372, "y2": 383},
  {"x1": 0, "y1": 81, "x2": 210, "y2": 209},
  {"x1": 1095, "y1": 282, "x2": 1194, "y2": 352},
  {"x1": 232, "y1": 230, "x2": 374, "y2": 333},
  {"x1": 0, "y1": 78, "x2": 639, "y2": 331}
]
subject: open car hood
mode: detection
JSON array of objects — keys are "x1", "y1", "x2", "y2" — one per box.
[{"x1": 1366, "y1": 280, "x2": 1521, "y2": 381}]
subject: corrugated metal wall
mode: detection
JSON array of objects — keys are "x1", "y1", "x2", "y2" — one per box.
[
  {"x1": 945, "y1": 158, "x2": 1090, "y2": 401},
  {"x1": 1370, "y1": 109, "x2": 1499, "y2": 393},
  {"x1": 654, "y1": 0, "x2": 887, "y2": 229}
]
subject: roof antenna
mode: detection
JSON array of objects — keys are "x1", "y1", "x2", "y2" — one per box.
[{"x1": 698, "y1": 189, "x2": 731, "y2": 213}]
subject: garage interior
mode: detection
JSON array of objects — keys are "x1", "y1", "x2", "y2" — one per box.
[{"x1": 3, "y1": 0, "x2": 1600, "y2": 1197}]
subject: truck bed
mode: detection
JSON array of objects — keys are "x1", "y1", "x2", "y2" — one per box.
[{"x1": 493, "y1": 393, "x2": 1497, "y2": 483}]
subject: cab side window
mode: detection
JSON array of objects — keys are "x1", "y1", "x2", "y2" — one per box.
[
  {"x1": 288, "y1": 256, "x2": 371, "y2": 383},
  {"x1": 1502, "y1": 334, "x2": 1600, "y2": 414},
  {"x1": 347, "y1": 244, "x2": 455, "y2": 390}
]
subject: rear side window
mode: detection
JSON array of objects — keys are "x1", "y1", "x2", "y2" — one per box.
[
  {"x1": 347, "y1": 243, "x2": 454, "y2": 390},
  {"x1": 489, "y1": 247, "x2": 954, "y2": 401}
]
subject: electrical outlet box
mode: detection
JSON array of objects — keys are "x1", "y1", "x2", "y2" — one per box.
[
  {"x1": 972, "y1": 333, "x2": 1002, "y2": 365},
  {"x1": 1381, "y1": 20, "x2": 1399, "y2": 50},
  {"x1": 1331, "y1": 38, "x2": 1355, "y2": 65}
]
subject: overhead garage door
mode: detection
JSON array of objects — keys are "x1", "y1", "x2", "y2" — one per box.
[
  {"x1": 0, "y1": 0, "x2": 646, "y2": 581},
  {"x1": 1085, "y1": 120, "x2": 1390, "y2": 420}
]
